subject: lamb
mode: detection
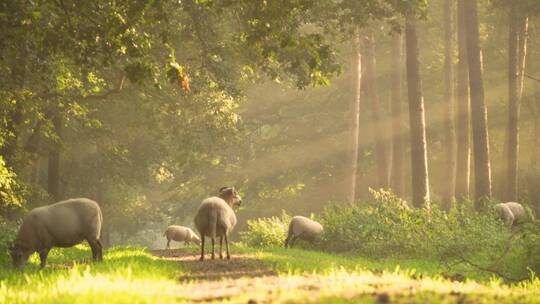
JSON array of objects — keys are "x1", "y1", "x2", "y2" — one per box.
[
  {"x1": 9, "y1": 198, "x2": 103, "y2": 269},
  {"x1": 164, "y1": 225, "x2": 201, "y2": 249},
  {"x1": 194, "y1": 187, "x2": 242, "y2": 260},
  {"x1": 495, "y1": 202, "x2": 530, "y2": 228},
  {"x1": 284, "y1": 216, "x2": 323, "y2": 248}
]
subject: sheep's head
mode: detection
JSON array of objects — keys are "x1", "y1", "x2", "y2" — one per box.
[
  {"x1": 9, "y1": 243, "x2": 31, "y2": 270},
  {"x1": 219, "y1": 186, "x2": 242, "y2": 207}
]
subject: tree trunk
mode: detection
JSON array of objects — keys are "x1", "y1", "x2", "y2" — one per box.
[
  {"x1": 405, "y1": 16, "x2": 430, "y2": 209},
  {"x1": 346, "y1": 36, "x2": 362, "y2": 204},
  {"x1": 364, "y1": 33, "x2": 389, "y2": 189},
  {"x1": 47, "y1": 115, "x2": 62, "y2": 202},
  {"x1": 505, "y1": 5, "x2": 520, "y2": 202},
  {"x1": 464, "y1": 0, "x2": 492, "y2": 209},
  {"x1": 390, "y1": 32, "x2": 405, "y2": 197},
  {"x1": 455, "y1": 0, "x2": 471, "y2": 201},
  {"x1": 442, "y1": 0, "x2": 456, "y2": 209},
  {"x1": 532, "y1": 94, "x2": 540, "y2": 170},
  {"x1": 95, "y1": 145, "x2": 111, "y2": 247},
  {"x1": 517, "y1": 16, "x2": 528, "y2": 101}
]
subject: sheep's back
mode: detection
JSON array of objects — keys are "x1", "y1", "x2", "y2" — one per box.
[
  {"x1": 194, "y1": 197, "x2": 236, "y2": 236},
  {"x1": 290, "y1": 216, "x2": 323, "y2": 237},
  {"x1": 17, "y1": 198, "x2": 101, "y2": 249},
  {"x1": 504, "y1": 202, "x2": 528, "y2": 221},
  {"x1": 166, "y1": 225, "x2": 191, "y2": 240}
]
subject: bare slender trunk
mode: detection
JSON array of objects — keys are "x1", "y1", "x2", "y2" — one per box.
[
  {"x1": 347, "y1": 36, "x2": 362, "y2": 204},
  {"x1": 405, "y1": 16, "x2": 430, "y2": 209},
  {"x1": 517, "y1": 17, "x2": 528, "y2": 100},
  {"x1": 455, "y1": 0, "x2": 470, "y2": 201},
  {"x1": 533, "y1": 99, "x2": 540, "y2": 170},
  {"x1": 505, "y1": 5, "x2": 519, "y2": 202},
  {"x1": 442, "y1": 0, "x2": 456, "y2": 209},
  {"x1": 391, "y1": 32, "x2": 405, "y2": 197},
  {"x1": 464, "y1": 0, "x2": 492, "y2": 209},
  {"x1": 47, "y1": 115, "x2": 62, "y2": 201},
  {"x1": 364, "y1": 33, "x2": 389, "y2": 189}
]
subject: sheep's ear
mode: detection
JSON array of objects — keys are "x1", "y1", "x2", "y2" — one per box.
[{"x1": 219, "y1": 187, "x2": 229, "y2": 193}]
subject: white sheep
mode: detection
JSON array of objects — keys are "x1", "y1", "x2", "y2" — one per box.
[
  {"x1": 194, "y1": 187, "x2": 242, "y2": 260},
  {"x1": 284, "y1": 216, "x2": 323, "y2": 248},
  {"x1": 164, "y1": 225, "x2": 201, "y2": 249},
  {"x1": 10, "y1": 198, "x2": 103, "y2": 269},
  {"x1": 495, "y1": 202, "x2": 530, "y2": 227}
]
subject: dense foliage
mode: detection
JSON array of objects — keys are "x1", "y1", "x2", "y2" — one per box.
[
  {"x1": 242, "y1": 190, "x2": 540, "y2": 281},
  {"x1": 240, "y1": 210, "x2": 291, "y2": 247}
]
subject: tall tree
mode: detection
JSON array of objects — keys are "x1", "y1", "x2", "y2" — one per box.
[
  {"x1": 364, "y1": 32, "x2": 389, "y2": 189},
  {"x1": 464, "y1": 0, "x2": 492, "y2": 208},
  {"x1": 405, "y1": 16, "x2": 430, "y2": 209},
  {"x1": 390, "y1": 32, "x2": 405, "y2": 197},
  {"x1": 455, "y1": 0, "x2": 471, "y2": 200},
  {"x1": 504, "y1": 4, "x2": 519, "y2": 202},
  {"x1": 442, "y1": 0, "x2": 456, "y2": 209},
  {"x1": 504, "y1": 9, "x2": 529, "y2": 202},
  {"x1": 517, "y1": 16, "x2": 529, "y2": 100},
  {"x1": 347, "y1": 36, "x2": 362, "y2": 204}
]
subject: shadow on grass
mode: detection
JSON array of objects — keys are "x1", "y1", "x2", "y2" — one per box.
[{"x1": 152, "y1": 248, "x2": 277, "y2": 281}]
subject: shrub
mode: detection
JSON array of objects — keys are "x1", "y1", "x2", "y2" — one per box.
[
  {"x1": 240, "y1": 211, "x2": 291, "y2": 247},
  {"x1": 319, "y1": 189, "x2": 429, "y2": 255},
  {"x1": 0, "y1": 219, "x2": 19, "y2": 265},
  {"x1": 319, "y1": 190, "x2": 511, "y2": 260}
]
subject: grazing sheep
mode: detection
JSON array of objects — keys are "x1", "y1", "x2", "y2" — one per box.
[
  {"x1": 495, "y1": 202, "x2": 529, "y2": 228},
  {"x1": 9, "y1": 198, "x2": 103, "y2": 269},
  {"x1": 164, "y1": 225, "x2": 201, "y2": 249},
  {"x1": 284, "y1": 216, "x2": 323, "y2": 248},
  {"x1": 194, "y1": 187, "x2": 242, "y2": 261}
]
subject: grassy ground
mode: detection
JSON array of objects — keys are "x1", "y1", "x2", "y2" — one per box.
[{"x1": 1, "y1": 244, "x2": 540, "y2": 303}]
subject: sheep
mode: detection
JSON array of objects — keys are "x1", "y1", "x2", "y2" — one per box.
[
  {"x1": 284, "y1": 216, "x2": 323, "y2": 248},
  {"x1": 194, "y1": 187, "x2": 242, "y2": 261},
  {"x1": 9, "y1": 198, "x2": 103, "y2": 269},
  {"x1": 495, "y1": 202, "x2": 530, "y2": 228},
  {"x1": 164, "y1": 225, "x2": 201, "y2": 249}
]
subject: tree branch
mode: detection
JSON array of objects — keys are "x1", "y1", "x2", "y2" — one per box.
[{"x1": 525, "y1": 74, "x2": 540, "y2": 83}]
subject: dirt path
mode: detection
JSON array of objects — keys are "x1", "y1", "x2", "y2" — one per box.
[
  {"x1": 152, "y1": 249, "x2": 277, "y2": 281},
  {"x1": 153, "y1": 249, "x2": 394, "y2": 304}
]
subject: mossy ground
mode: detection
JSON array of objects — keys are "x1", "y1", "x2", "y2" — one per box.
[{"x1": 1, "y1": 244, "x2": 539, "y2": 303}]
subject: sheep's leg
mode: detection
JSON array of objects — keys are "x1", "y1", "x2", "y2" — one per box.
[
  {"x1": 289, "y1": 236, "x2": 298, "y2": 248},
  {"x1": 166, "y1": 239, "x2": 171, "y2": 249},
  {"x1": 284, "y1": 233, "x2": 292, "y2": 248},
  {"x1": 211, "y1": 237, "x2": 215, "y2": 260},
  {"x1": 225, "y1": 234, "x2": 231, "y2": 260},
  {"x1": 39, "y1": 248, "x2": 50, "y2": 268},
  {"x1": 96, "y1": 239, "x2": 103, "y2": 261},
  {"x1": 88, "y1": 239, "x2": 102, "y2": 262},
  {"x1": 219, "y1": 237, "x2": 223, "y2": 259},
  {"x1": 199, "y1": 236, "x2": 205, "y2": 261}
]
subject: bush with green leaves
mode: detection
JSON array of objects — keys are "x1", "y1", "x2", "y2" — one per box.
[
  {"x1": 240, "y1": 189, "x2": 540, "y2": 281},
  {"x1": 0, "y1": 219, "x2": 19, "y2": 265},
  {"x1": 316, "y1": 190, "x2": 540, "y2": 280},
  {"x1": 319, "y1": 190, "x2": 512, "y2": 260},
  {"x1": 240, "y1": 211, "x2": 292, "y2": 247}
]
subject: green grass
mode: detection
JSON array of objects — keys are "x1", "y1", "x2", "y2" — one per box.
[
  {"x1": 1, "y1": 245, "x2": 540, "y2": 303},
  {"x1": 0, "y1": 246, "x2": 182, "y2": 303},
  {"x1": 238, "y1": 245, "x2": 442, "y2": 275}
]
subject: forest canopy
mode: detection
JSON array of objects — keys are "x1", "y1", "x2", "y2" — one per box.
[{"x1": 0, "y1": 0, "x2": 539, "y2": 246}]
